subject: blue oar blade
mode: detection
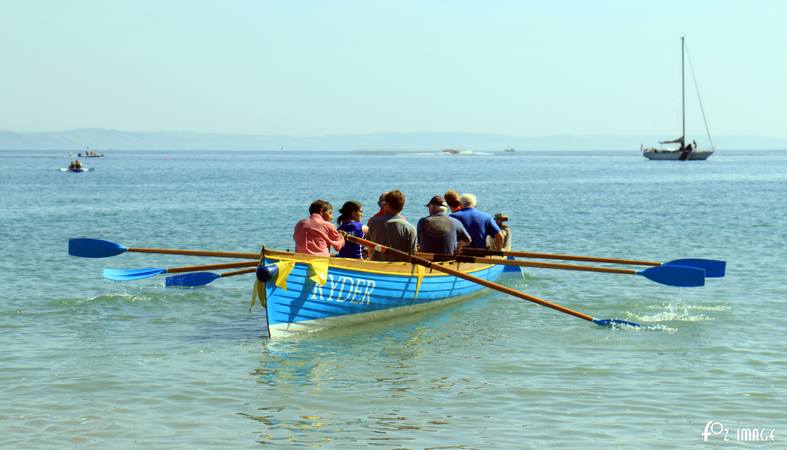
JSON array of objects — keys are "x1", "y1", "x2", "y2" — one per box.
[
  {"x1": 593, "y1": 318, "x2": 641, "y2": 328},
  {"x1": 666, "y1": 258, "x2": 726, "y2": 278},
  {"x1": 69, "y1": 238, "x2": 128, "y2": 258},
  {"x1": 638, "y1": 265, "x2": 705, "y2": 287},
  {"x1": 103, "y1": 267, "x2": 166, "y2": 281},
  {"x1": 165, "y1": 272, "x2": 220, "y2": 287}
]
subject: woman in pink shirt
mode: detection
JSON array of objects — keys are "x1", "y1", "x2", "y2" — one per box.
[{"x1": 293, "y1": 200, "x2": 345, "y2": 256}]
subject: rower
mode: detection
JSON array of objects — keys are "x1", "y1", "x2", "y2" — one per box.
[
  {"x1": 417, "y1": 195, "x2": 470, "y2": 255},
  {"x1": 488, "y1": 213, "x2": 512, "y2": 251},
  {"x1": 449, "y1": 193, "x2": 503, "y2": 249}
]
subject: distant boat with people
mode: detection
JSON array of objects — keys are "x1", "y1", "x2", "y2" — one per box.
[
  {"x1": 78, "y1": 148, "x2": 104, "y2": 158},
  {"x1": 642, "y1": 37, "x2": 715, "y2": 161},
  {"x1": 60, "y1": 166, "x2": 94, "y2": 173},
  {"x1": 61, "y1": 159, "x2": 93, "y2": 173},
  {"x1": 440, "y1": 148, "x2": 492, "y2": 156}
]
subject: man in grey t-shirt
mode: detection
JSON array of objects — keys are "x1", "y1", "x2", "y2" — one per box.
[{"x1": 366, "y1": 190, "x2": 417, "y2": 261}]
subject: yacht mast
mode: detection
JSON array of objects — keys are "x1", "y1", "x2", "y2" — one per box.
[{"x1": 681, "y1": 36, "x2": 685, "y2": 147}]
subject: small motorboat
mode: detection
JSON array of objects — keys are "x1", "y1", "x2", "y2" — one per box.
[{"x1": 78, "y1": 148, "x2": 104, "y2": 158}]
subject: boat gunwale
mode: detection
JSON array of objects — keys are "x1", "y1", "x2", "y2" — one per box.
[{"x1": 262, "y1": 248, "x2": 499, "y2": 277}]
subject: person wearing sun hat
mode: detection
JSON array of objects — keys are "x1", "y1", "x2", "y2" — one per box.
[{"x1": 417, "y1": 195, "x2": 471, "y2": 254}]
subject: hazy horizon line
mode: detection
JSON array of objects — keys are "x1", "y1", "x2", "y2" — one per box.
[{"x1": 2, "y1": 127, "x2": 787, "y2": 140}]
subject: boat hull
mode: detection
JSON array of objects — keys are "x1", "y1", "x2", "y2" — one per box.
[
  {"x1": 260, "y1": 252, "x2": 504, "y2": 337},
  {"x1": 643, "y1": 149, "x2": 714, "y2": 160}
]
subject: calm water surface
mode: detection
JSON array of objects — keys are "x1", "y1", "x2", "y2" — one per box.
[{"x1": 1, "y1": 149, "x2": 785, "y2": 448}]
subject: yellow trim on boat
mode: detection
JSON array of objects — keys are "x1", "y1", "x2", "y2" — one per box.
[{"x1": 263, "y1": 251, "x2": 496, "y2": 277}]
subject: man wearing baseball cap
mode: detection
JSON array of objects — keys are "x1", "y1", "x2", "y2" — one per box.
[{"x1": 416, "y1": 195, "x2": 471, "y2": 255}]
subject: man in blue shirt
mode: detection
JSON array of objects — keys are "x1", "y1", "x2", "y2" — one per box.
[
  {"x1": 417, "y1": 195, "x2": 471, "y2": 254},
  {"x1": 450, "y1": 193, "x2": 503, "y2": 249}
]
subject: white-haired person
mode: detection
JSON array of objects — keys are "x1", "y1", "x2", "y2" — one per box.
[{"x1": 449, "y1": 193, "x2": 503, "y2": 249}]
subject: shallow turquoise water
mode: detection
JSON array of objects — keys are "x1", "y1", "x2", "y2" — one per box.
[{"x1": 1, "y1": 149, "x2": 785, "y2": 448}]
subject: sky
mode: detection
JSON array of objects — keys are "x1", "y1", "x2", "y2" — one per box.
[{"x1": 2, "y1": 0, "x2": 786, "y2": 139}]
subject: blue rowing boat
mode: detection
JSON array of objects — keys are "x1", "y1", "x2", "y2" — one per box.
[
  {"x1": 68, "y1": 237, "x2": 724, "y2": 333},
  {"x1": 254, "y1": 250, "x2": 505, "y2": 337}
]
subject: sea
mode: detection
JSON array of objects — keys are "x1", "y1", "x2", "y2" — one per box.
[{"x1": 1, "y1": 149, "x2": 785, "y2": 449}]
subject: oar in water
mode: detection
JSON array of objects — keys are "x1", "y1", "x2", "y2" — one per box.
[
  {"x1": 165, "y1": 268, "x2": 256, "y2": 287},
  {"x1": 459, "y1": 247, "x2": 726, "y2": 278},
  {"x1": 103, "y1": 261, "x2": 258, "y2": 281},
  {"x1": 454, "y1": 256, "x2": 705, "y2": 287},
  {"x1": 69, "y1": 238, "x2": 258, "y2": 259},
  {"x1": 343, "y1": 234, "x2": 640, "y2": 328}
]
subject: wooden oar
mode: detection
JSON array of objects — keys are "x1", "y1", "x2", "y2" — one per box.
[
  {"x1": 165, "y1": 268, "x2": 256, "y2": 287},
  {"x1": 343, "y1": 234, "x2": 640, "y2": 328},
  {"x1": 103, "y1": 261, "x2": 258, "y2": 281},
  {"x1": 69, "y1": 238, "x2": 724, "y2": 278},
  {"x1": 454, "y1": 256, "x2": 705, "y2": 287},
  {"x1": 459, "y1": 247, "x2": 726, "y2": 278},
  {"x1": 69, "y1": 238, "x2": 259, "y2": 259}
]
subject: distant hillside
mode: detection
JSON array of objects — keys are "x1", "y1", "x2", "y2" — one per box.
[{"x1": 1, "y1": 128, "x2": 785, "y2": 151}]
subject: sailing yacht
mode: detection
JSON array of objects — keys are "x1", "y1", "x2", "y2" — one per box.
[{"x1": 642, "y1": 37, "x2": 715, "y2": 161}]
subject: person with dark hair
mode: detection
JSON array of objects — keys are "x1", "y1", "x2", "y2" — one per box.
[
  {"x1": 336, "y1": 201, "x2": 368, "y2": 259},
  {"x1": 417, "y1": 195, "x2": 470, "y2": 254},
  {"x1": 366, "y1": 190, "x2": 417, "y2": 261},
  {"x1": 293, "y1": 199, "x2": 345, "y2": 256},
  {"x1": 488, "y1": 213, "x2": 512, "y2": 251},
  {"x1": 444, "y1": 190, "x2": 462, "y2": 212},
  {"x1": 367, "y1": 191, "x2": 388, "y2": 226}
]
